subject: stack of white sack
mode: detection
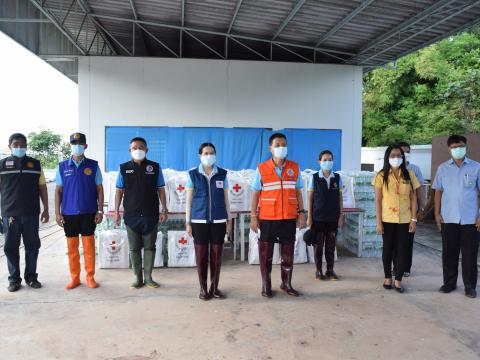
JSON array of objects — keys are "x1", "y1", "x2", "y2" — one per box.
[{"x1": 103, "y1": 168, "x2": 354, "y2": 213}]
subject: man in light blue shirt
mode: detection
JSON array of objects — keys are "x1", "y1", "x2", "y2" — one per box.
[
  {"x1": 432, "y1": 135, "x2": 480, "y2": 298},
  {"x1": 398, "y1": 142, "x2": 425, "y2": 277}
]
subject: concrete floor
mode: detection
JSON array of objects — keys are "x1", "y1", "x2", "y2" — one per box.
[{"x1": 0, "y1": 223, "x2": 479, "y2": 360}]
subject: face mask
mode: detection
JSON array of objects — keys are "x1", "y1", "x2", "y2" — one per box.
[
  {"x1": 389, "y1": 157, "x2": 403, "y2": 168},
  {"x1": 404, "y1": 153, "x2": 411, "y2": 162},
  {"x1": 131, "y1": 149, "x2": 146, "y2": 161},
  {"x1": 451, "y1": 147, "x2": 466, "y2": 160},
  {"x1": 320, "y1": 161, "x2": 334, "y2": 171},
  {"x1": 201, "y1": 154, "x2": 216, "y2": 167},
  {"x1": 12, "y1": 148, "x2": 27, "y2": 158},
  {"x1": 71, "y1": 145, "x2": 85, "y2": 156},
  {"x1": 273, "y1": 146, "x2": 288, "y2": 159}
]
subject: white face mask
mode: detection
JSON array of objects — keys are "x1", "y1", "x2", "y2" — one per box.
[
  {"x1": 389, "y1": 157, "x2": 403, "y2": 168},
  {"x1": 404, "y1": 153, "x2": 411, "y2": 162},
  {"x1": 131, "y1": 149, "x2": 146, "y2": 161},
  {"x1": 273, "y1": 146, "x2": 288, "y2": 159},
  {"x1": 200, "y1": 154, "x2": 216, "y2": 167}
]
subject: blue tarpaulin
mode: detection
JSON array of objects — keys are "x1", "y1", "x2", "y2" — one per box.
[{"x1": 105, "y1": 126, "x2": 341, "y2": 172}]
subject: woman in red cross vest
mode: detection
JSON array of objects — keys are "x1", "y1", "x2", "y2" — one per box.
[{"x1": 250, "y1": 133, "x2": 306, "y2": 298}]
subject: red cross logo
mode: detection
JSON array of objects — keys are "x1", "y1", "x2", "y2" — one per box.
[
  {"x1": 178, "y1": 237, "x2": 187, "y2": 245},
  {"x1": 177, "y1": 184, "x2": 185, "y2": 192},
  {"x1": 111, "y1": 240, "x2": 116, "y2": 251},
  {"x1": 233, "y1": 184, "x2": 242, "y2": 192}
]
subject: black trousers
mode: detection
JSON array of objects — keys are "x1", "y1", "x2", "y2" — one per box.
[
  {"x1": 382, "y1": 222, "x2": 409, "y2": 281},
  {"x1": 441, "y1": 224, "x2": 479, "y2": 290},
  {"x1": 393, "y1": 231, "x2": 415, "y2": 274}
]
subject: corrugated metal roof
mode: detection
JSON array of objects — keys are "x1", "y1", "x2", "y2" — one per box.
[{"x1": 1, "y1": 0, "x2": 480, "y2": 81}]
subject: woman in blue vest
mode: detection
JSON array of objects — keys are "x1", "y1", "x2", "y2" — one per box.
[
  {"x1": 307, "y1": 150, "x2": 344, "y2": 281},
  {"x1": 185, "y1": 143, "x2": 232, "y2": 300}
]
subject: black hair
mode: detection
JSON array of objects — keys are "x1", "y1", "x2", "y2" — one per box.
[
  {"x1": 130, "y1": 137, "x2": 147, "y2": 146},
  {"x1": 319, "y1": 150, "x2": 333, "y2": 160},
  {"x1": 380, "y1": 144, "x2": 411, "y2": 189},
  {"x1": 269, "y1": 133, "x2": 287, "y2": 145},
  {"x1": 198, "y1": 142, "x2": 216, "y2": 154},
  {"x1": 9, "y1": 133, "x2": 27, "y2": 145},
  {"x1": 447, "y1": 135, "x2": 467, "y2": 147},
  {"x1": 398, "y1": 141, "x2": 410, "y2": 149}
]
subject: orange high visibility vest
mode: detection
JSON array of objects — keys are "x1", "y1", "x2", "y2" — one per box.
[{"x1": 258, "y1": 159, "x2": 299, "y2": 220}]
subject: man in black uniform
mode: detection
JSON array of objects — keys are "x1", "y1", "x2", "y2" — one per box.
[
  {"x1": 115, "y1": 137, "x2": 168, "y2": 289},
  {"x1": 0, "y1": 133, "x2": 49, "y2": 292}
]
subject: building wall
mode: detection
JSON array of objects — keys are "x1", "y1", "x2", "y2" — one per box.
[
  {"x1": 361, "y1": 145, "x2": 432, "y2": 180},
  {"x1": 78, "y1": 57, "x2": 363, "y2": 171}
]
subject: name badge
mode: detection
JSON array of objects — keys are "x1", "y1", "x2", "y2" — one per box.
[
  {"x1": 216, "y1": 180, "x2": 224, "y2": 189},
  {"x1": 126, "y1": 169, "x2": 134, "y2": 174},
  {"x1": 6, "y1": 161, "x2": 14, "y2": 167}
]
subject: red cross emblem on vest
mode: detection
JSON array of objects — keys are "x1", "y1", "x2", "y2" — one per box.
[
  {"x1": 111, "y1": 240, "x2": 116, "y2": 251},
  {"x1": 233, "y1": 184, "x2": 242, "y2": 192},
  {"x1": 178, "y1": 237, "x2": 188, "y2": 245},
  {"x1": 177, "y1": 184, "x2": 185, "y2": 192}
]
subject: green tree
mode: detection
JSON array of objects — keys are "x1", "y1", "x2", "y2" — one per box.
[
  {"x1": 362, "y1": 26, "x2": 480, "y2": 146},
  {"x1": 28, "y1": 129, "x2": 70, "y2": 169}
]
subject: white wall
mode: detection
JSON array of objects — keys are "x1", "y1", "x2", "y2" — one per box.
[
  {"x1": 78, "y1": 57, "x2": 363, "y2": 171},
  {"x1": 361, "y1": 145, "x2": 432, "y2": 180}
]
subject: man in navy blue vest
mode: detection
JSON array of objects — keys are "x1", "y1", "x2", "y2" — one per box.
[
  {"x1": 114, "y1": 137, "x2": 168, "y2": 289},
  {"x1": 55, "y1": 132, "x2": 104, "y2": 290},
  {"x1": 0, "y1": 133, "x2": 49, "y2": 292}
]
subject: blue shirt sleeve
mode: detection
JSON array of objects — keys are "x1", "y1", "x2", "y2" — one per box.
[
  {"x1": 185, "y1": 172, "x2": 193, "y2": 189},
  {"x1": 251, "y1": 168, "x2": 262, "y2": 191},
  {"x1": 95, "y1": 165, "x2": 103, "y2": 186},
  {"x1": 115, "y1": 169, "x2": 124, "y2": 189},
  {"x1": 55, "y1": 166, "x2": 63, "y2": 186},
  {"x1": 431, "y1": 166, "x2": 443, "y2": 191},
  {"x1": 307, "y1": 175, "x2": 314, "y2": 191},
  {"x1": 412, "y1": 164, "x2": 425, "y2": 184},
  {"x1": 296, "y1": 172, "x2": 303, "y2": 189},
  {"x1": 477, "y1": 167, "x2": 480, "y2": 191},
  {"x1": 157, "y1": 169, "x2": 165, "y2": 188}
]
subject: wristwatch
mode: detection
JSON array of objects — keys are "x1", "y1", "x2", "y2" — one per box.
[
  {"x1": 97, "y1": 210, "x2": 104, "y2": 214},
  {"x1": 297, "y1": 209, "x2": 306, "y2": 214}
]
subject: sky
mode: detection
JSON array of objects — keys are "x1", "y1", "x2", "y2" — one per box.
[{"x1": 0, "y1": 31, "x2": 77, "y2": 152}]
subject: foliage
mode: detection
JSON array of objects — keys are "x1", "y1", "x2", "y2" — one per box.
[
  {"x1": 27, "y1": 129, "x2": 71, "y2": 169},
  {"x1": 363, "y1": 27, "x2": 480, "y2": 146}
]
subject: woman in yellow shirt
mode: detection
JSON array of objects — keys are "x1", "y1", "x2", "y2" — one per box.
[{"x1": 373, "y1": 144, "x2": 420, "y2": 293}]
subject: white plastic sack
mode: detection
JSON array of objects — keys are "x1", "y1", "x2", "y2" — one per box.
[
  {"x1": 141, "y1": 232, "x2": 164, "y2": 268},
  {"x1": 166, "y1": 172, "x2": 188, "y2": 213},
  {"x1": 98, "y1": 229, "x2": 130, "y2": 269},
  {"x1": 294, "y1": 228, "x2": 308, "y2": 264},
  {"x1": 167, "y1": 231, "x2": 196, "y2": 267},
  {"x1": 227, "y1": 173, "x2": 253, "y2": 212},
  {"x1": 106, "y1": 171, "x2": 121, "y2": 212},
  {"x1": 340, "y1": 173, "x2": 355, "y2": 208},
  {"x1": 248, "y1": 229, "x2": 281, "y2": 265}
]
